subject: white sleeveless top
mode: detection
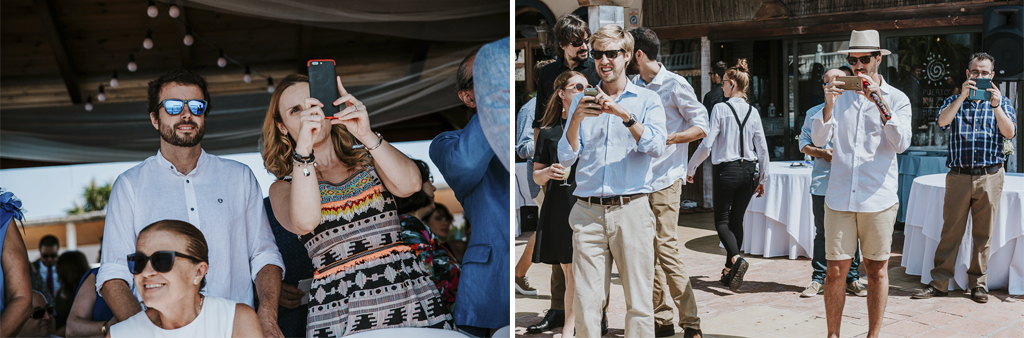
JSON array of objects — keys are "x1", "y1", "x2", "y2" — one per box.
[{"x1": 111, "y1": 296, "x2": 236, "y2": 338}]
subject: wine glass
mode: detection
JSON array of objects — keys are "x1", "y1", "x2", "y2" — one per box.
[{"x1": 556, "y1": 164, "x2": 570, "y2": 187}]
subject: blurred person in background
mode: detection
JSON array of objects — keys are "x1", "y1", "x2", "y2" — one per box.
[
  {"x1": 15, "y1": 290, "x2": 58, "y2": 338},
  {"x1": 33, "y1": 235, "x2": 61, "y2": 299},
  {"x1": 54, "y1": 251, "x2": 90, "y2": 336}
]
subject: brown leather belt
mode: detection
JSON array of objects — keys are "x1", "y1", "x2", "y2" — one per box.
[
  {"x1": 949, "y1": 164, "x2": 1001, "y2": 175},
  {"x1": 578, "y1": 193, "x2": 648, "y2": 206}
]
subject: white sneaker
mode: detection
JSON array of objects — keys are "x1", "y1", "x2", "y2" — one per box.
[
  {"x1": 847, "y1": 280, "x2": 868, "y2": 297},
  {"x1": 800, "y1": 281, "x2": 823, "y2": 298}
]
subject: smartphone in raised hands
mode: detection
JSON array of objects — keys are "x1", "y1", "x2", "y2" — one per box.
[
  {"x1": 307, "y1": 59, "x2": 343, "y2": 116},
  {"x1": 968, "y1": 78, "x2": 992, "y2": 102}
]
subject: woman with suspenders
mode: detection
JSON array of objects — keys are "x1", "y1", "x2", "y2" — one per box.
[{"x1": 686, "y1": 59, "x2": 769, "y2": 292}]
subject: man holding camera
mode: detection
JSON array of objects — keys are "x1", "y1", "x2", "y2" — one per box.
[
  {"x1": 558, "y1": 24, "x2": 666, "y2": 338},
  {"x1": 627, "y1": 27, "x2": 707, "y2": 338},
  {"x1": 811, "y1": 30, "x2": 911, "y2": 338},
  {"x1": 911, "y1": 52, "x2": 1016, "y2": 304}
]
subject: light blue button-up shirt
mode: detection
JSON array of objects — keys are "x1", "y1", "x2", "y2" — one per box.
[
  {"x1": 557, "y1": 80, "x2": 667, "y2": 197},
  {"x1": 799, "y1": 103, "x2": 832, "y2": 196}
]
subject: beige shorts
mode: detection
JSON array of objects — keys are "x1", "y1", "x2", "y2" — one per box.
[{"x1": 824, "y1": 202, "x2": 898, "y2": 261}]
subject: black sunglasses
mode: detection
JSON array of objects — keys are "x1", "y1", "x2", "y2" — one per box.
[
  {"x1": 568, "y1": 39, "x2": 588, "y2": 48},
  {"x1": 159, "y1": 99, "x2": 208, "y2": 116},
  {"x1": 591, "y1": 49, "x2": 625, "y2": 61},
  {"x1": 40, "y1": 253, "x2": 57, "y2": 259},
  {"x1": 847, "y1": 56, "x2": 874, "y2": 65},
  {"x1": 31, "y1": 306, "x2": 54, "y2": 319},
  {"x1": 127, "y1": 251, "x2": 202, "y2": 275},
  {"x1": 564, "y1": 83, "x2": 589, "y2": 91}
]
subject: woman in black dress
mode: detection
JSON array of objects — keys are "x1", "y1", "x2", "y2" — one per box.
[{"x1": 531, "y1": 70, "x2": 587, "y2": 338}]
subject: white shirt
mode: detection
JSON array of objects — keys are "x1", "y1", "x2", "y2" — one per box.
[
  {"x1": 811, "y1": 77, "x2": 912, "y2": 212},
  {"x1": 633, "y1": 64, "x2": 710, "y2": 191},
  {"x1": 687, "y1": 97, "x2": 769, "y2": 185},
  {"x1": 110, "y1": 296, "x2": 236, "y2": 338},
  {"x1": 97, "y1": 150, "x2": 284, "y2": 307}
]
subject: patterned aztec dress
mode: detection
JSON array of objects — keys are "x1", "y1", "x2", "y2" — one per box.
[{"x1": 302, "y1": 165, "x2": 454, "y2": 337}]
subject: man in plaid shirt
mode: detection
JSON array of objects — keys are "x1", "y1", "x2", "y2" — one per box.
[{"x1": 912, "y1": 52, "x2": 1016, "y2": 303}]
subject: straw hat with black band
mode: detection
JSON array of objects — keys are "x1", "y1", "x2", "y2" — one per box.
[{"x1": 838, "y1": 30, "x2": 891, "y2": 55}]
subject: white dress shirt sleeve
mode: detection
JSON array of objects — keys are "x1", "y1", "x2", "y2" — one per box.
[
  {"x1": 811, "y1": 109, "x2": 836, "y2": 148},
  {"x1": 882, "y1": 93, "x2": 913, "y2": 153},
  {"x1": 687, "y1": 104, "x2": 721, "y2": 175},
  {"x1": 799, "y1": 111, "x2": 817, "y2": 150},
  {"x1": 636, "y1": 95, "x2": 667, "y2": 158},
  {"x1": 515, "y1": 98, "x2": 536, "y2": 159},
  {"x1": 676, "y1": 82, "x2": 710, "y2": 137},
  {"x1": 243, "y1": 168, "x2": 286, "y2": 281},
  {"x1": 751, "y1": 115, "x2": 770, "y2": 185},
  {"x1": 96, "y1": 175, "x2": 138, "y2": 294}
]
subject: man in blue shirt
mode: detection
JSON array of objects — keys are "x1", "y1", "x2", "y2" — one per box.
[
  {"x1": 798, "y1": 68, "x2": 867, "y2": 299},
  {"x1": 912, "y1": 52, "x2": 1016, "y2": 304},
  {"x1": 557, "y1": 24, "x2": 666, "y2": 338},
  {"x1": 430, "y1": 37, "x2": 511, "y2": 337}
]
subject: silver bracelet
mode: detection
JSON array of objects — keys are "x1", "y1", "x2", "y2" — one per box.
[
  {"x1": 366, "y1": 132, "x2": 384, "y2": 151},
  {"x1": 293, "y1": 161, "x2": 317, "y2": 177}
]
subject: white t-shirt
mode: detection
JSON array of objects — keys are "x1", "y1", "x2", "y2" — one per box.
[{"x1": 110, "y1": 296, "x2": 236, "y2": 338}]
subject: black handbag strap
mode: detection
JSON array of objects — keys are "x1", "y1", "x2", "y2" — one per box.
[{"x1": 724, "y1": 102, "x2": 753, "y2": 157}]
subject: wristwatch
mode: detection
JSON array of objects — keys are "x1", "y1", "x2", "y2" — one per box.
[{"x1": 623, "y1": 114, "x2": 638, "y2": 127}]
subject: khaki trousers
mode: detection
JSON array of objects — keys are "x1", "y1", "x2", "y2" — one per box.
[
  {"x1": 650, "y1": 179, "x2": 701, "y2": 330},
  {"x1": 571, "y1": 196, "x2": 656, "y2": 338},
  {"x1": 930, "y1": 169, "x2": 1004, "y2": 291}
]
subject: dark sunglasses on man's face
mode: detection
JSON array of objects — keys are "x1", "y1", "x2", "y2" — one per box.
[
  {"x1": 31, "y1": 306, "x2": 54, "y2": 319},
  {"x1": 127, "y1": 250, "x2": 202, "y2": 275},
  {"x1": 568, "y1": 39, "x2": 588, "y2": 48},
  {"x1": 40, "y1": 253, "x2": 57, "y2": 259},
  {"x1": 591, "y1": 49, "x2": 625, "y2": 61},
  {"x1": 847, "y1": 56, "x2": 874, "y2": 66},
  {"x1": 160, "y1": 99, "x2": 208, "y2": 116}
]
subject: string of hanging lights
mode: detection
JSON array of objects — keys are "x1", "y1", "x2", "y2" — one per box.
[{"x1": 87, "y1": 0, "x2": 274, "y2": 110}]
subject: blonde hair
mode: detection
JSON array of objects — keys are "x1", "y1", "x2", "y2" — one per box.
[
  {"x1": 724, "y1": 59, "x2": 751, "y2": 100},
  {"x1": 541, "y1": 71, "x2": 585, "y2": 128},
  {"x1": 590, "y1": 24, "x2": 634, "y2": 57},
  {"x1": 261, "y1": 74, "x2": 371, "y2": 179}
]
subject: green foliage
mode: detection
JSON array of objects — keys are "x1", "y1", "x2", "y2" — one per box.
[{"x1": 66, "y1": 178, "x2": 112, "y2": 215}]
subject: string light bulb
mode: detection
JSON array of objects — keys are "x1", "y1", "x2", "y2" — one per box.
[
  {"x1": 110, "y1": 71, "x2": 119, "y2": 88},
  {"x1": 267, "y1": 76, "x2": 275, "y2": 93},
  {"x1": 146, "y1": 0, "x2": 159, "y2": 18},
  {"x1": 217, "y1": 50, "x2": 227, "y2": 68},
  {"x1": 183, "y1": 27, "x2": 194, "y2": 46},
  {"x1": 168, "y1": 1, "x2": 180, "y2": 18},
  {"x1": 85, "y1": 97, "x2": 94, "y2": 111},
  {"x1": 127, "y1": 54, "x2": 137, "y2": 72},
  {"x1": 243, "y1": 66, "x2": 252, "y2": 83},
  {"x1": 97, "y1": 85, "x2": 106, "y2": 102},
  {"x1": 143, "y1": 29, "x2": 153, "y2": 50}
]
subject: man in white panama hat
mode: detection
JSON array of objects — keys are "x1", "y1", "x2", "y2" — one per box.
[{"x1": 810, "y1": 29, "x2": 912, "y2": 338}]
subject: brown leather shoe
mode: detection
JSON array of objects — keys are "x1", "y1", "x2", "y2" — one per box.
[
  {"x1": 654, "y1": 323, "x2": 675, "y2": 337},
  {"x1": 683, "y1": 327, "x2": 704, "y2": 338},
  {"x1": 971, "y1": 287, "x2": 989, "y2": 303},
  {"x1": 911, "y1": 285, "x2": 947, "y2": 299}
]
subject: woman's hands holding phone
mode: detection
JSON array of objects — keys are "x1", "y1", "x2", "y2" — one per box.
[{"x1": 328, "y1": 76, "x2": 376, "y2": 145}]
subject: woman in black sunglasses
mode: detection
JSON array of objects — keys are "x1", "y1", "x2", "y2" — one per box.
[
  {"x1": 109, "y1": 220, "x2": 262, "y2": 337},
  {"x1": 532, "y1": 70, "x2": 588, "y2": 337}
]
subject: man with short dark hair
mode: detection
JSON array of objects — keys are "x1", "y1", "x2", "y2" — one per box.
[
  {"x1": 628, "y1": 27, "x2": 707, "y2": 338},
  {"x1": 32, "y1": 235, "x2": 60, "y2": 298},
  {"x1": 559, "y1": 24, "x2": 666, "y2": 338},
  {"x1": 912, "y1": 52, "x2": 1016, "y2": 304},
  {"x1": 534, "y1": 14, "x2": 601, "y2": 132},
  {"x1": 702, "y1": 61, "x2": 728, "y2": 115},
  {"x1": 98, "y1": 69, "x2": 286, "y2": 337}
]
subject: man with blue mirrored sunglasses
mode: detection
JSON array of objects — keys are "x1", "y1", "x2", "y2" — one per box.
[{"x1": 97, "y1": 69, "x2": 286, "y2": 338}]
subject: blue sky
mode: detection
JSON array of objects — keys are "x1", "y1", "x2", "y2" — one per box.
[{"x1": 0, "y1": 140, "x2": 443, "y2": 221}]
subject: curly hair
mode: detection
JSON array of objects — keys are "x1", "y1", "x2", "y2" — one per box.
[
  {"x1": 724, "y1": 59, "x2": 751, "y2": 100},
  {"x1": 261, "y1": 74, "x2": 371, "y2": 179}
]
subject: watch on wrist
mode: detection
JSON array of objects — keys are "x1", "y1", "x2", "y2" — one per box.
[{"x1": 622, "y1": 114, "x2": 638, "y2": 128}]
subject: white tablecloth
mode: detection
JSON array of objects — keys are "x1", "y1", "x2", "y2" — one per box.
[
  {"x1": 901, "y1": 173, "x2": 1024, "y2": 295},
  {"x1": 514, "y1": 162, "x2": 537, "y2": 237},
  {"x1": 740, "y1": 161, "x2": 814, "y2": 259}
]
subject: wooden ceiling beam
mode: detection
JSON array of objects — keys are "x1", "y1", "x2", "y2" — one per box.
[
  {"x1": 32, "y1": 0, "x2": 83, "y2": 104},
  {"x1": 174, "y1": 1, "x2": 195, "y2": 70}
]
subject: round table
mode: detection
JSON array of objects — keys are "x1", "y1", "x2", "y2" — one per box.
[
  {"x1": 740, "y1": 161, "x2": 814, "y2": 259},
  {"x1": 900, "y1": 173, "x2": 1024, "y2": 295},
  {"x1": 896, "y1": 152, "x2": 948, "y2": 223}
]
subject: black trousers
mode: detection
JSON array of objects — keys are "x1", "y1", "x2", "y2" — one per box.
[{"x1": 711, "y1": 160, "x2": 757, "y2": 268}]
